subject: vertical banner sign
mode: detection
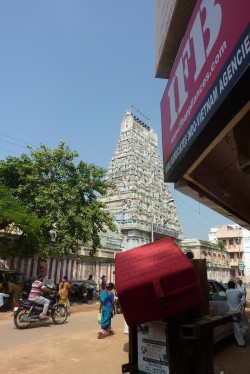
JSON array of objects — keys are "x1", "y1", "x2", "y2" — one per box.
[
  {"x1": 243, "y1": 231, "x2": 250, "y2": 277},
  {"x1": 161, "y1": 0, "x2": 250, "y2": 180}
]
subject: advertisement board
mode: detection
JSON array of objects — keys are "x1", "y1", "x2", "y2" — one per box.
[
  {"x1": 137, "y1": 320, "x2": 169, "y2": 374},
  {"x1": 161, "y1": 0, "x2": 250, "y2": 181},
  {"x1": 243, "y1": 230, "x2": 250, "y2": 277}
]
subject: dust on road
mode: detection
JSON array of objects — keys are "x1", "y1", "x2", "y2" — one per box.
[
  {"x1": 0, "y1": 302, "x2": 129, "y2": 374},
  {"x1": 1, "y1": 304, "x2": 250, "y2": 373}
]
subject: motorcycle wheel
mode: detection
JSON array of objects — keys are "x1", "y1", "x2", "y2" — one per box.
[
  {"x1": 52, "y1": 304, "x2": 67, "y2": 324},
  {"x1": 14, "y1": 308, "x2": 32, "y2": 329}
]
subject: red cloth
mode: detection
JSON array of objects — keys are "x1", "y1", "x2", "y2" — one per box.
[{"x1": 115, "y1": 237, "x2": 204, "y2": 326}]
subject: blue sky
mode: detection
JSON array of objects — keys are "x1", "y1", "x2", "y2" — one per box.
[{"x1": 0, "y1": 0, "x2": 234, "y2": 240}]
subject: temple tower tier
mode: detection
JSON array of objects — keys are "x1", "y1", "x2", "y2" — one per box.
[{"x1": 100, "y1": 110, "x2": 182, "y2": 250}]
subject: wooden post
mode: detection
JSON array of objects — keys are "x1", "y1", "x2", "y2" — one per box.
[
  {"x1": 167, "y1": 259, "x2": 214, "y2": 374},
  {"x1": 190, "y1": 259, "x2": 209, "y2": 318},
  {"x1": 122, "y1": 326, "x2": 138, "y2": 373},
  {"x1": 191, "y1": 259, "x2": 214, "y2": 374},
  {"x1": 122, "y1": 259, "x2": 216, "y2": 374}
]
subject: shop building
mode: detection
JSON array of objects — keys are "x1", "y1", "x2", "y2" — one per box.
[
  {"x1": 209, "y1": 224, "x2": 250, "y2": 283},
  {"x1": 156, "y1": 0, "x2": 250, "y2": 254}
]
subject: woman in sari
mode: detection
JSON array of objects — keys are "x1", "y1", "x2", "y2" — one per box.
[
  {"x1": 59, "y1": 275, "x2": 71, "y2": 315},
  {"x1": 98, "y1": 282, "x2": 115, "y2": 339}
]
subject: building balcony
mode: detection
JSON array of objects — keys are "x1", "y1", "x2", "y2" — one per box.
[
  {"x1": 119, "y1": 220, "x2": 180, "y2": 238},
  {"x1": 207, "y1": 261, "x2": 230, "y2": 269},
  {"x1": 217, "y1": 229, "x2": 242, "y2": 238},
  {"x1": 229, "y1": 259, "x2": 239, "y2": 266},
  {"x1": 153, "y1": 223, "x2": 180, "y2": 239}
]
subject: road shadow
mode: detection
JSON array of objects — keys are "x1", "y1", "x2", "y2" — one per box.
[{"x1": 123, "y1": 341, "x2": 129, "y2": 353}]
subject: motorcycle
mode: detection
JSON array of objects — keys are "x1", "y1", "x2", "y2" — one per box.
[
  {"x1": 69, "y1": 281, "x2": 88, "y2": 303},
  {"x1": 13, "y1": 281, "x2": 68, "y2": 329}
]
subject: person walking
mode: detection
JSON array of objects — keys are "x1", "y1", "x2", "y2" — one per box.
[
  {"x1": 100, "y1": 275, "x2": 107, "y2": 292},
  {"x1": 86, "y1": 274, "x2": 97, "y2": 302},
  {"x1": 59, "y1": 275, "x2": 71, "y2": 315},
  {"x1": 237, "y1": 279, "x2": 247, "y2": 311},
  {"x1": 0, "y1": 284, "x2": 10, "y2": 312},
  {"x1": 226, "y1": 280, "x2": 249, "y2": 347},
  {"x1": 97, "y1": 282, "x2": 115, "y2": 339}
]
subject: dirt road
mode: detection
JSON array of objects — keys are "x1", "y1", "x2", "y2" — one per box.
[
  {"x1": 0, "y1": 303, "x2": 250, "y2": 373},
  {"x1": 0, "y1": 302, "x2": 129, "y2": 374}
]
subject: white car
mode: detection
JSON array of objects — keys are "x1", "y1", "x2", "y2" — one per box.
[{"x1": 208, "y1": 279, "x2": 234, "y2": 343}]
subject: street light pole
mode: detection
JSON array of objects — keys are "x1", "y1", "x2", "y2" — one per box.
[
  {"x1": 236, "y1": 238, "x2": 241, "y2": 277},
  {"x1": 151, "y1": 215, "x2": 154, "y2": 242},
  {"x1": 151, "y1": 200, "x2": 154, "y2": 243}
]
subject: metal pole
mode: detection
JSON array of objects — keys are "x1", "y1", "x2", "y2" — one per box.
[
  {"x1": 236, "y1": 238, "x2": 242, "y2": 277},
  {"x1": 151, "y1": 215, "x2": 154, "y2": 242}
]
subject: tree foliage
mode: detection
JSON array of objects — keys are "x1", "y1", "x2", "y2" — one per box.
[
  {"x1": 0, "y1": 185, "x2": 47, "y2": 258},
  {"x1": 217, "y1": 240, "x2": 225, "y2": 250},
  {"x1": 0, "y1": 141, "x2": 117, "y2": 257}
]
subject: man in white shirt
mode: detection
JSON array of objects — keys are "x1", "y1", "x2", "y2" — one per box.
[
  {"x1": 237, "y1": 279, "x2": 247, "y2": 311},
  {"x1": 226, "y1": 280, "x2": 249, "y2": 347}
]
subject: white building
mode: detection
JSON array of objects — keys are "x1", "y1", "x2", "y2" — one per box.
[
  {"x1": 180, "y1": 238, "x2": 230, "y2": 283},
  {"x1": 209, "y1": 224, "x2": 250, "y2": 284}
]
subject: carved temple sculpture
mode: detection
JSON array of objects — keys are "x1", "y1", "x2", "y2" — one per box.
[{"x1": 100, "y1": 110, "x2": 182, "y2": 250}]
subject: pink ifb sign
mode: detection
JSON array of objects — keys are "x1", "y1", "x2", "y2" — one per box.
[{"x1": 161, "y1": 0, "x2": 250, "y2": 180}]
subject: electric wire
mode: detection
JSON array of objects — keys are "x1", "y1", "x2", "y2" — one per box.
[
  {"x1": 171, "y1": 191, "x2": 234, "y2": 237},
  {"x1": 0, "y1": 137, "x2": 30, "y2": 149},
  {"x1": 0, "y1": 132, "x2": 38, "y2": 159},
  {"x1": 0, "y1": 132, "x2": 34, "y2": 145},
  {"x1": 175, "y1": 196, "x2": 211, "y2": 234},
  {"x1": 0, "y1": 145, "x2": 20, "y2": 156}
]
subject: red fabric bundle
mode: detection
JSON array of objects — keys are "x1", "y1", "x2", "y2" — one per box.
[{"x1": 115, "y1": 237, "x2": 204, "y2": 326}]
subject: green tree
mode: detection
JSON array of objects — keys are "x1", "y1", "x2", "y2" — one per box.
[
  {"x1": 0, "y1": 141, "x2": 116, "y2": 256},
  {"x1": 217, "y1": 240, "x2": 225, "y2": 250},
  {"x1": 0, "y1": 185, "x2": 47, "y2": 258}
]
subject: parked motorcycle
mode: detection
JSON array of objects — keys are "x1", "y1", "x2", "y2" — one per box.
[
  {"x1": 69, "y1": 281, "x2": 88, "y2": 303},
  {"x1": 13, "y1": 281, "x2": 67, "y2": 329}
]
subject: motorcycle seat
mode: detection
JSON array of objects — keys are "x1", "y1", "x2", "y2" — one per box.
[{"x1": 20, "y1": 299, "x2": 43, "y2": 308}]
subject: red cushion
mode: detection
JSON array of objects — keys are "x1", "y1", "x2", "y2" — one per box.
[{"x1": 115, "y1": 237, "x2": 204, "y2": 326}]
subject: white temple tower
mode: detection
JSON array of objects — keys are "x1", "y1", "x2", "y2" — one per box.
[{"x1": 100, "y1": 110, "x2": 182, "y2": 250}]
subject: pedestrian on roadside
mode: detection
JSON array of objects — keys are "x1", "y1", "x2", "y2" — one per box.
[
  {"x1": 0, "y1": 284, "x2": 10, "y2": 312},
  {"x1": 237, "y1": 279, "x2": 247, "y2": 311},
  {"x1": 100, "y1": 275, "x2": 107, "y2": 292},
  {"x1": 86, "y1": 274, "x2": 97, "y2": 301},
  {"x1": 226, "y1": 280, "x2": 249, "y2": 347},
  {"x1": 59, "y1": 275, "x2": 71, "y2": 315},
  {"x1": 97, "y1": 282, "x2": 115, "y2": 339}
]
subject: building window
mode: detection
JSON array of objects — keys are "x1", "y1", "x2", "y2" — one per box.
[
  {"x1": 185, "y1": 251, "x2": 194, "y2": 259},
  {"x1": 229, "y1": 239, "x2": 233, "y2": 246}
]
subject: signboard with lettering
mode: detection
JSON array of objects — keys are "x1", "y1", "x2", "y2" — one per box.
[
  {"x1": 137, "y1": 320, "x2": 169, "y2": 374},
  {"x1": 238, "y1": 262, "x2": 245, "y2": 271},
  {"x1": 161, "y1": 0, "x2": 250, "y2": 181},
  {"x1": 243, "y1": 236, "x2": 250, "y2": 277}
]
